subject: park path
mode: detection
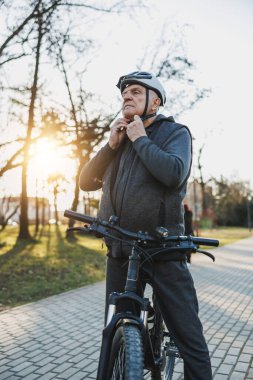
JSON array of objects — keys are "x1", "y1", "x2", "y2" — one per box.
[{"x1": 0, "y1": 237, "x2": 253, "y2": 380}]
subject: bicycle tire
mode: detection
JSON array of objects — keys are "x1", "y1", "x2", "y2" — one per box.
[
  {"x1": 107, "y1": 324, "x2": 144, "y2": 380},
  {"x1": 163, "y1": 354, "x2": 175, "y2": 380}
]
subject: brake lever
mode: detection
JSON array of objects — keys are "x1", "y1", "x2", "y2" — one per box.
[{"x1": 196, "y1": 249, "x2": 215, "y2": 262}]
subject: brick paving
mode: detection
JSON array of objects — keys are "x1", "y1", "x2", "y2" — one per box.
[{"x1": 0, "y1": 237, "x2": 252, "y2": 379}]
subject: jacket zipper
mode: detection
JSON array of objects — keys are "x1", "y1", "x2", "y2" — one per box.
[
  {"x1": 117, "y1": 125, "x2": 160, "y2": 225},
  {"x1": 117, "y1": 144, "x2": 136, "y2": 226}
]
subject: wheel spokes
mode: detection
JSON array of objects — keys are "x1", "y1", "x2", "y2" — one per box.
[{"x1": 112, "y1": 344, "x2": 125, "y2": 379}]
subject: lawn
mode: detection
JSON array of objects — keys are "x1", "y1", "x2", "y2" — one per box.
[
  {"x1": 0, "y1": 224, "x2": 106, "y2": 311},
  {"x1": 196, "y1": 226, "x2": 253, "y2": 247},
  {"x1": 0, "y1": 225, "x2": 252, "y2": 311}
]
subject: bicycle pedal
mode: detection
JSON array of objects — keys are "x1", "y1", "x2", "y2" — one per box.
[{"x1": 165, "y1": 345, "x2": 180, "y2": 358}]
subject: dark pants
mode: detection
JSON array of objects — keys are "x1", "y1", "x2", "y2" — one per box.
[{"x1": 106, "y1": 257, "x2": 212, "y2": 380}]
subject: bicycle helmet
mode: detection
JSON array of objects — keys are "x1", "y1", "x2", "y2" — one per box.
[{"x1": 116, "y1": 71, "x2": 166, "y2": 121}]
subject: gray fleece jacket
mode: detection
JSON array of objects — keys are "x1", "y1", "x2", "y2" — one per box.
[{"x1": 79, "y1": 114, "x2": 192, "y2": 259}]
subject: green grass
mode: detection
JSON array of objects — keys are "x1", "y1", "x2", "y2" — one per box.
[
  {"x1": 0, "y1": 224, "x2": 106, "y2": 310},
  {"x1": 196, "y1": 226, "x2": 253, "y2": 247},
  {"x1": 0, "y1": 225, "x2": 252, "y2": 311}
]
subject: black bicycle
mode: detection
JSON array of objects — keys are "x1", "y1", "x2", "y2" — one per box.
[{"x1": 64, "y1": 210, "x2": 219, "y2": 380}]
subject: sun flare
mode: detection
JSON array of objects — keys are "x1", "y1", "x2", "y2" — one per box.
[
  {"x1": 27, "y1": 137, "x2": 73, "y2": 200},
  {"x1": 29, "y1": 138, "x2": 65, "y2": 178}
]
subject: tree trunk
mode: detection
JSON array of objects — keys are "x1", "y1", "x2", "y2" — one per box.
[
  {"x1": 35, "y1": 178, "x2": 39, "y2": 233},
  {"x1": 42, "y1": 198, "x2": 45, "y2": 226},
  {"x1": 18, "y1": 12, "x2": 43, "y2": 240},
  {"x1": 68, "y1": 164, "x2": 82, "y2": 228},
  {"x1": 0, "y1": 205, "x2": 19, "y2": 233},
  {"x1": 54, "y1": 187, "x2": 59, "y2": 224},
  {"x1": 197, "y1": 145, "x2": 208, "y2": 217}
]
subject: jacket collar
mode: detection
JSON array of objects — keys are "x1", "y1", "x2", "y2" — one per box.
[{"x1": 146, "y1": 114, "x2": 175, "y2": 134}]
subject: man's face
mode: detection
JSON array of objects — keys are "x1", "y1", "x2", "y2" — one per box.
[{"x1": 121, "y1": 84, "x2": 147, "y2": 120}]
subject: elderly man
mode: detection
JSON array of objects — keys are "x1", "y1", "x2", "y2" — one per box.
[{"x1": 79, "y1": 71, "x2": 212, "y2": 379}]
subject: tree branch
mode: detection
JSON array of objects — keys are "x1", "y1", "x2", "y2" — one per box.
[
  {"x1": 0, "y1": 0, "x2": 62, "y2": 57},
  {"x1": 0, "y1": 137, "x2": 25, "y2": 149},
  {"x1": 62, "y1": 1, "x2": 126, "y2": 13},
  {"x1": 0, "y1": 2, "x2": 39, "y2": 56},
  {"x1": 0, "y1": 147, "x2": 24, "y2": 177},
  {"x1": 0, "y1": 53, "x2": 27, "y2": 66}
]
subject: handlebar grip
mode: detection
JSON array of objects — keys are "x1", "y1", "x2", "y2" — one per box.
[
  {"x1": 192, "y1": 237, "x2": 219, "y2": 247},
  {"x1": 64, "y1": 210, "x2": 95, "y2": 224}
]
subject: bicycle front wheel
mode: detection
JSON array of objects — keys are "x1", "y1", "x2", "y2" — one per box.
[{"x1": 107, "y1": 324, "x2": 144, "y2": 380}]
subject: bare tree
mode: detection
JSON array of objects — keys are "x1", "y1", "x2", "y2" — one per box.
[
  {"x1": 197, "y1": 145, "x2": 207, "y2": 214},
  {"x1": 0, "y1": 1, "x2": 61, "y2": 65},
  {"x1": 212, "y1": 177, "x2": 253, "y2": 227},
  {"x1": 47, "y1": 173, "x2": 66, "y2": 224},
  {"x1": 37, "y1": 29, "x2": 114, "y2": 230},
  {"x1": 196, "y1": 144, "x2": 215, "y2": 221},
  {"x1": 18, "y1": 9, "x2": 44, "y2": 239},
  {"x1": 1, "y1": 0, "x2": 138, "y2": 240},
  {"x1": 137, "y1": 24, "x2": 210, "y2": 117},
  {"x1": 0, "y1": 195, "x2": 19, "y2": 232},
  {"x1": 0, "y1": 146, "x2": 24, "y2": 177},
  {"x1": 0, "y1": 0, "x2": 133, "y2": 65}
]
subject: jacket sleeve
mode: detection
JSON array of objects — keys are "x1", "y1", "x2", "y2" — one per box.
[
  {"x1": 79, "y1": 143, "x2": 117, "y2": 191},
  {"x1": 132, "y1": 126, "x2": 192, "y2": 189}
]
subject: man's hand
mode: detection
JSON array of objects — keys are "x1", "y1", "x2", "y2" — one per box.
[
  {"x1": 109, "y1": 118, "x2": 129, "y2": 150},
  {"x1": 126, "y1": 115, "x2": 147, "y2": 142}
]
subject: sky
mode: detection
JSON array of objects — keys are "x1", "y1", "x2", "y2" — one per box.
[
  {"x1": 1, "y1": 0, "x2": 253, "y2": 209},
  {"x1": 89, "y1": 0, "x2": 253, "y2": 185},
  {"x1": 165, "y1": 0, "x2": 253, "y2": 184}
]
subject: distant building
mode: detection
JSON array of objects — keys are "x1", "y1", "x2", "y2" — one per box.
[
  {"x1": 184, "y1": 180, "x2": 216, "y2": 226},
  {"x1": 0, "y1": 196, "x2": 50, "y2": 225}
]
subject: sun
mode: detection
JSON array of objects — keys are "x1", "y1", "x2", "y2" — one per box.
[
  {"x1": 29, "y1": 138, "x2": 65, "y2": 178},
  {"x1": 28, "y1": 137, "x2": 73, "y2": 199}
]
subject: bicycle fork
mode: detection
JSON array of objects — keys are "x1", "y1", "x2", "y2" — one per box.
[{"x1": 107, "y1": 246, "x2": 149, "y2": 326}]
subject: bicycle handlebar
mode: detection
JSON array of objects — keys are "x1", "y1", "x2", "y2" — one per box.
[
  {"x1": 64, "y1": 210, "x2": 219, "y2": 248},
  {"x1": 64, "y1": 209, "x2": 94, "y2": 224}
]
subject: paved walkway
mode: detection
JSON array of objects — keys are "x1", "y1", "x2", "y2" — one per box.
[{"x1": 0, "y1": 237, "x2": 253, "y2": 380}]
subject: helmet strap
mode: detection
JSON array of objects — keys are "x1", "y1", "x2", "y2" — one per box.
[
  {"x1": 142, "y1": 87, "x2": 149, "y2": 118},
  {"x1": 140, "y1": 88, "x2": 157, "y2": 121},
  {"x1": 140, "y1": 112, "x2": 157, "y2": 121}
]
